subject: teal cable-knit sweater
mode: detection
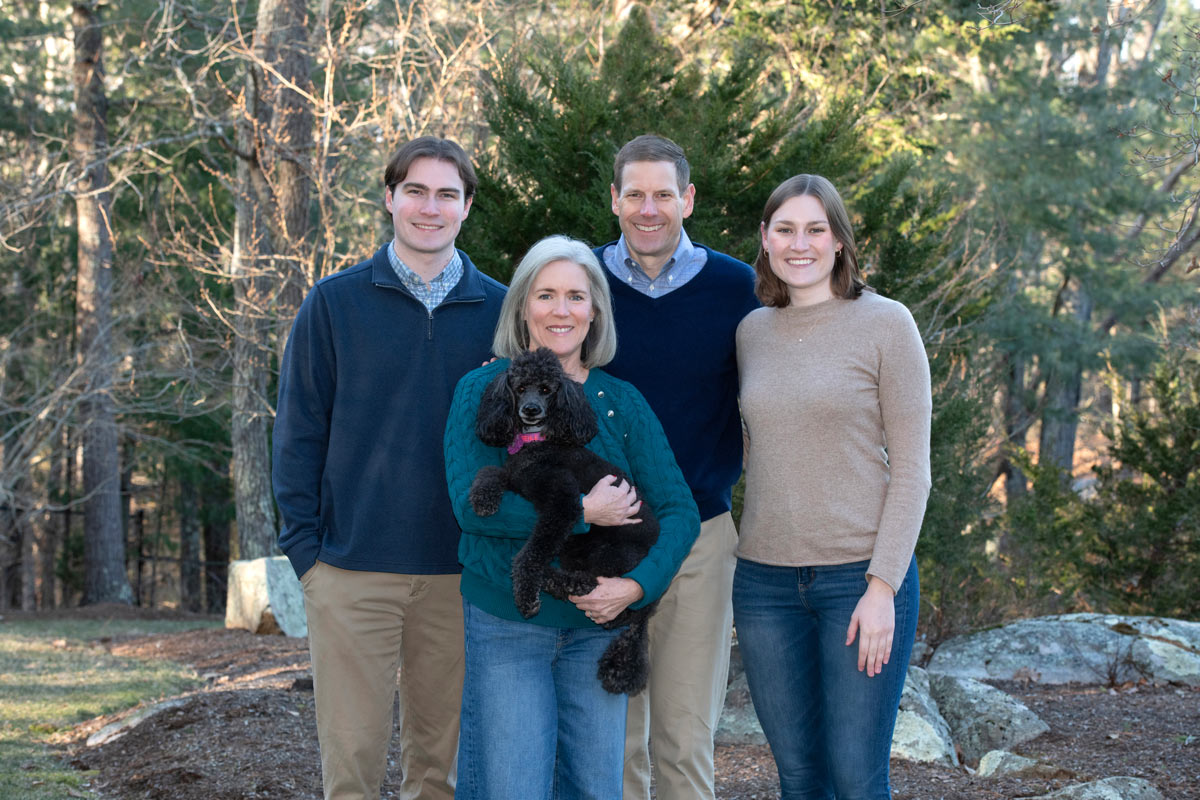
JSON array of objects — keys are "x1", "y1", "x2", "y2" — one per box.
[{"x1": 444, "y1": 359, "x2": 700, "y2": 628}]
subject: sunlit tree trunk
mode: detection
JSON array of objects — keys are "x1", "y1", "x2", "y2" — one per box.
[{"x1": 72, "y1": 1, "x2": 131, "y2": 605}]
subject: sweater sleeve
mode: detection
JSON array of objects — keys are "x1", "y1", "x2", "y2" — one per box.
[
  {"x1": 444, "y1": 365, "x2": 560, "y2": 540},
  {"x1": 272, "y1": 285, "x2": 335, "y2": 578},
  {"x1": 867, "y1": 304, "x2": 932, "y2": 591},
  {"x1": 617, "y1": 384, "x2": 702, "y2": 607}
]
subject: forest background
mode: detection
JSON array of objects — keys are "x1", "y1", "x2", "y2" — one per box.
[{"x1": 0, "y1": 0, "x2": 1197, "y2": 644}]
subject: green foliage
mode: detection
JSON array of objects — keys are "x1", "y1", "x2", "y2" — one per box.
[
  {"x1": 1079, "y1": 355, "x2": 1200, "y2": 616},
  {"x1": 995, "y1": 351, "x2": 1200, "y2": 620},
  {"x1": 460, "y1": 5, "x2": 868, "y2": 279}
]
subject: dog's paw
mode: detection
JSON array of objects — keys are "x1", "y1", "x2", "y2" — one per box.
[
  {"x1": 469, "y1": 468, "x2": 506, "y2": 516},
  {"x1": 513, "y1": 580, "x2": 542, "y2": 618},
  {"x1": 511, "y1": 556, "x2": 544, "y2": 619}
]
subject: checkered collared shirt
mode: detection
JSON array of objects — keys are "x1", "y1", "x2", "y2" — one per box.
[{"x1": 387, "y1": 243, "x2": 464, "y2": 311}]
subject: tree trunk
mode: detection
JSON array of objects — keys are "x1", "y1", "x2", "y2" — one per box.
[
  {"x1": 1039, "y1": 286, "x2": 1094, "y2": 474},
  {"x1": 177, "y1": 478, "x2": 203, "y2": 613},
  {"x1": 203, "y1": 514, "x2": 231, "y2": 614},
  {"x1": 231, "y1": 90, "x2": 278, "y2": 561},
  {"x1": 1001, "y1": 351, "x2": 1030, "y2": 503},
  {"x1": 39, "y1": 432, "x2": 65, "y2": 609},
  {"x1": 255, "y1": 0, "x2": 314, "y2": 353},
  {"x1": 228, "y1": 0, "x2": 314, "y2": 560},
  {"x1": 72, "y1": 1, "x2": 131, "y2": 605}
]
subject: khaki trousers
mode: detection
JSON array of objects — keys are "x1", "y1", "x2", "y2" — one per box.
[
  {"x1": 302, "y1": 562, "x2": 463, "y2": 800},
  {"x1": 623, "y1": 511, "x2": 737, "y2": 800}
]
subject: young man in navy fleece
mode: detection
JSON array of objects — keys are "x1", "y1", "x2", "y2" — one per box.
[
  {"x1": 594, "y1": 134, "x2": 759, "y2": 800},
  {"x1": 273, "y1": 137, "x2": 505, "y2": 800}
]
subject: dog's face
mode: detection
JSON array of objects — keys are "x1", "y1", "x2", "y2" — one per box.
[
  {"x1": 476, "y1": 347, "x2": 597, "y2": 448},
  {"x1": 511, "y1": 374, "x2": 556, "y2": 431}
]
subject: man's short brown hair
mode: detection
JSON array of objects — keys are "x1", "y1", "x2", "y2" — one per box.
[
  {"x1": 384, "y1": 137, "x2": 477, "y2": 199},
  {"x1": 612, "y1": 134, "x2": 690, "y2": 193}
]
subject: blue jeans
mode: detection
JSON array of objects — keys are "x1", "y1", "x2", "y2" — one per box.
[
  {"x1": 732, "y1": 557, "x2": 918, "y2": 800},
  {"x1": 455, "y1": 600, "x2": 629, "y2": 800}
]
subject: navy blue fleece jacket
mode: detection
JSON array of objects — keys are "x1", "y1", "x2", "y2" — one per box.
[{"x1": 273, "y1": 245, "x2": 506, "y2": 579}]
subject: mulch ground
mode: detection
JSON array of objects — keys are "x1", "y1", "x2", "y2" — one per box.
[{"x1": 27, "y1": 607, "x2": 1200, "y2": 799}]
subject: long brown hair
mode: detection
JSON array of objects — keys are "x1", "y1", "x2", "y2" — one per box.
[{"x1": 753, "y1": 174, "x2": 865, "y2": 308}]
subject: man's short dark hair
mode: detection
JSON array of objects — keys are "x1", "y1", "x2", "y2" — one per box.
[
  {"x1": 612, "y1": 134, "x2": 690, "y2": 193},
  {"x1": 384, "y1": 137, "x2": 477, "y2": 200}
]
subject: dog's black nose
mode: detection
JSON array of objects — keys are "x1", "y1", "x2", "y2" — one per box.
[{"x1": 521, "y1": 403, "x2": 542, "y2": 418}]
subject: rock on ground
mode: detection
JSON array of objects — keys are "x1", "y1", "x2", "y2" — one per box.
[
  {"x1": 1027, "y1": 776, "x2": 1165, "y2": 800},
  {"x1": 928, "y1": 614, "x2": 1200, "y2": 686},
  {"x1": 891, "y1": 666, "x2": 958, "y2": 766},
  {"x1": 929, "y1": 673, "x2": 1049, "y2": 764},
  {"x1": 225, "y1": 557, "x2": 307, "y2": 637}
]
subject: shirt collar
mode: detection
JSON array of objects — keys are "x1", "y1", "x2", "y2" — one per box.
[
  {"x1": 613, "y1": 228, "x2": 696, "y2": 283},
  {"x1": 388, "y1": 242, "x2": 463, "y2": 289}
]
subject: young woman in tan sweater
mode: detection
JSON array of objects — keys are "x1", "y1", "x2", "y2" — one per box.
[{"x1": 734, "y1": 175, "x2": 931, "y2": 799}]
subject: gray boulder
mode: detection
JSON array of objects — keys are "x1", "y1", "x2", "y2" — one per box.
[
  {"x1": 1027, "y1": 777, "x2": 1164, "y2": 800},
  {"x1": 977, "y1": 749, "x2": 1073, "y2": 779},
  {"x1": 891, "y1": 666, "x2": 958, "y2": 766},
  {"x1": 928, "y1": 673, "x2": 1049, "y2": 763},
  {"x1": 715, "y1": 670, "x2": 767, "y2": 746},
  {"x1": 928, "y1": 614, "x2": 1200, "y2": 686},
  {"x1": 225, "y1": 556, "x2": 307, "y2": 637}
]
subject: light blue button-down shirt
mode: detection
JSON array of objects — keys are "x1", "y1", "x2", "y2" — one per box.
[
  {"x1": 603, "y1": 228, "x2": 708, "y2": 298},
  {"x1": 387, "y1": 243, "x2": 463, "y2": 311}
]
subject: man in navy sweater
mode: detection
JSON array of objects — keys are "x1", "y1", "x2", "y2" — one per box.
[
  {"x1": 595, "y1": 135, "x2": 759, "y2": 800},
  {"x1": 273, "y1": 137, "x2": 505, "y2": 800}
]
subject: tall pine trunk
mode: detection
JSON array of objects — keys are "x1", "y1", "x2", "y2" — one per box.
[
  {"x1": 229, "y1": 0, "x2": 313, "y2": 560},
  {"x1": 72, "y1": 1, "x2": 131, "y2": 605},
  {"x1": 230, "y1": 102, "x2": 277, "y2": 560}
]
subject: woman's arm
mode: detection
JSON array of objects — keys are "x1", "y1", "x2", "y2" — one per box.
[
  {"x1": 866, "y1": 304, "x2": 932, "y2": 592},
  {"x1": 600, "y1": 381, "x2": 701, "y2": 610}
]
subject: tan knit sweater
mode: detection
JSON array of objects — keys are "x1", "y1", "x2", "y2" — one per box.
[{"x1": 735, "y1": 291, "x2": 931, "y2": 591}]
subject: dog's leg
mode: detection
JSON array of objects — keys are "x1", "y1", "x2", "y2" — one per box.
[
  {"x1": 541, "y1": 567, "x2": 598, "y2": 601},
  {"x1": 469, "y1": 465, "x2": 508, "y2": 516}
]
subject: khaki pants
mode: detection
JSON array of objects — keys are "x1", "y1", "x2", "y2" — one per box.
[
  {"x1": 623, "y1": 512, "x2": 737, "y2": 800},
  {"x1": 302, "y1": 562, "x2": 463, "y2": 800}
]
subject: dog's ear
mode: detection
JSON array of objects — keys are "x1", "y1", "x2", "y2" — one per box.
[
  {"x1": 475, "y1": 372, "x2": 516, "y2": 447},
  {"x1": 545, "y1": 376, "x2": 598, "y2": 445}
]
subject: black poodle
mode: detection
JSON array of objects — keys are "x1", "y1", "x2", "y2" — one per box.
[{"x1": 469, "y1": 347, "x2": 659, "y2": 694}]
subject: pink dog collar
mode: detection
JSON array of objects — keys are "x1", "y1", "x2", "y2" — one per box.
[{"x1": 507, "y1": 431, "x2": 545, "y2": 454}]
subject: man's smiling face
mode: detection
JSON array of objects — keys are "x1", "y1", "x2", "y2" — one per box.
[
  {"x1": 610, "y1": 160, "x2": 695, "y2": 275},
  {"x1": 385, "y1": 156, "x2": 472, "y2": 265}
]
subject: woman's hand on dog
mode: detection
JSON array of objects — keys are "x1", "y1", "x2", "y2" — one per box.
[
  {"x1": 581, "y1": 475, "x2": 642, "y2": 526},
  {"x1": 570, "y1": 576, "x2": 645, "y2": 624}
]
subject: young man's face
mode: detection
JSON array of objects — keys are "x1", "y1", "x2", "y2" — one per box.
[
  {"x1": 610, "y1": 160, "x2": 695, "y2": 270},
  {"x1": 385, "y1": 156, "x2": 472, "y2": 264}
]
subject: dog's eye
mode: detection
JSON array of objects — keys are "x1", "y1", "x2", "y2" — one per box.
[
  {"x1": 539, "y1": 385, "x2": 551, "y2": 395},
  {"x1": 515, "y1": 385, "x2": 526, "y2": 394}
]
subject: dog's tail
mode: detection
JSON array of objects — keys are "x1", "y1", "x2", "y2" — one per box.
[{"x1": 597, "y1": 611, "x2": 651, "y2": 695}]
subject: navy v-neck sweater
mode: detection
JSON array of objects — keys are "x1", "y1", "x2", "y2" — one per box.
[{"x1": 595, "y1": 241, "x2": 759, "y2": 521}]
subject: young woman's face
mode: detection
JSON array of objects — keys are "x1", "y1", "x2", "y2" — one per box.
[
  {"x1": 762, "y1": 194, "x2": 842, "y2": 306},
  {"x1": 524, "y1": 259, "x2": 594, "y2": 369}
]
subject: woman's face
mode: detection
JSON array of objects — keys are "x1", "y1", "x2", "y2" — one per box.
[
  {"x1": 524, "y1": 259, "x2": 594, "y2": 368},
  {"x1": 762, "y1": 193, "x2": 842, "y2": 306}
]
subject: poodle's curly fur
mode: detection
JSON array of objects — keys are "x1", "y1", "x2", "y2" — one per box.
[{"x1": 469, "y1": 347, "x2": 659, "y2": 695}]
